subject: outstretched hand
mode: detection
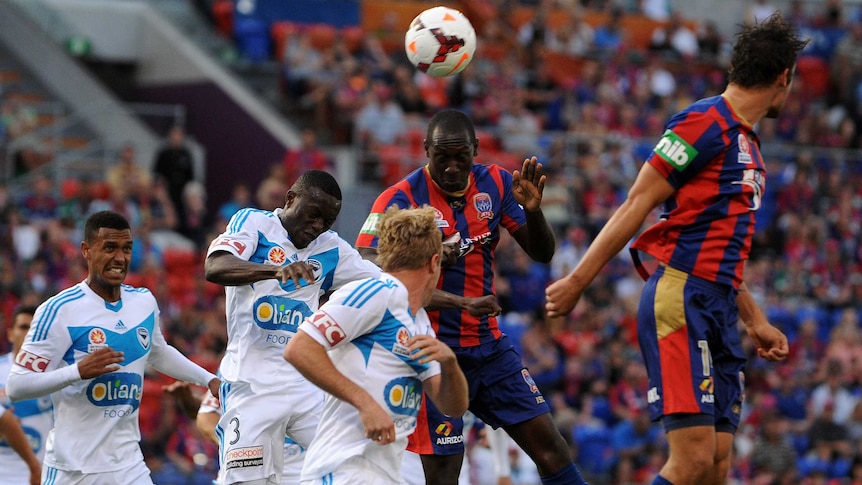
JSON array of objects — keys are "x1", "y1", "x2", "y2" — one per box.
[{"x1": 512, "y1": 156, "x2": 546, "y2": 212}]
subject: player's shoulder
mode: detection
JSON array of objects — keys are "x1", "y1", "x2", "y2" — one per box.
[
  {"x1": 333, "y1": 274, "x2": 402, "y2": 306},
  {"x1": 39, "y1": 283, "x2": 88, "y2": 313},
  {"x1": 228, "y1": 207, "x2": 278, "y2": 229},
  {"x1": 120, "y1": 283, "x2": 155, "y2": 299}
]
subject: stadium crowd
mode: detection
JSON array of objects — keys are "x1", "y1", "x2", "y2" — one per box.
[{"x1": 3, "y1": 0, "x2": 862, "y2": 484}]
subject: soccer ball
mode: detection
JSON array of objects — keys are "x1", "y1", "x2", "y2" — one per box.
[{"x1": 404, "y1": 6, "x2": 476, "y2": 77}]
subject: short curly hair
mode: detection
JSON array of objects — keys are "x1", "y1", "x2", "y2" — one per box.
[
  {"x1": 376, "y1": 205, "x2": 442, "y2": 272},
  {"x1": 728, "y1": 13, "x2": 809, "y2": 88}
]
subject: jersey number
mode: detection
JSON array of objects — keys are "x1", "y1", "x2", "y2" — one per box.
[
  {"x1": 228, "y1": 417, "x2": 240, "y2": 445},
  {"x1": 698, "y1": 340, "x2": 712, "y2": 377}
]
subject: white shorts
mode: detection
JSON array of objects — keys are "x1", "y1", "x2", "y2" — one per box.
[
  {"x1": 42, "y1": 460, "x2": 153, "y2": 485},
  {"x1": 218, "y1": 379, "x2": 322, "y2": 484},
  {"x1": 301, "y1": 455, "x2": 405, "y2": 485}
]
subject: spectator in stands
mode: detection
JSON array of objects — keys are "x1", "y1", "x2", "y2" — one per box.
[
  {"x1": 282, "y1": 128, "x2": 333, "y2": 184},
  {"x1": 255, "y1": 162, "x2": 288, "y2": 210},
  {"x1": 153, "y1": 125, "x2": 195, "y2": 227},
  {"x1": 592, "y1": 7, "x2": 627, "y2": 57},
  {"x1": 746, "y1": 0, "x2": 780, "y2": 26},
  {"x1": 611, "y1": 409, "x2": 663, "y2": 485},
  {"x1": 107, "y1": 143, "x2": 152, "y2": 200},
  {"x1": 498, "y1": 93, "x2": 542, "y2": 156},
  {"x1": 811, "y1": 359, "x2": 858, "y2": 425},
  {"x1": 749, "y1": 411, "x2": 798, "y2": 485},
  {"x1": 18, "y1": 173, "x2": 58, "y2": 227},
  {"x1": 545, "y1": 9, "x2": 595, "y2": 57},
  {"x1": 179, "y1": 180, "x2": 213, "y2": 250},
  {"x1": 217, "y1": 182, "x2": 252, "y2": 223},
  {"x1": 649, "y1": 10, "x2": 700, "y2": 60}
]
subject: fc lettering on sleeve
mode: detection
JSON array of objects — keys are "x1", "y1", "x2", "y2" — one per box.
[
  {"x1": 310, "y1": 312, "x2": 346, "y2": 346},
  {"x1": 15, "y1": 350, "x2": 51, "y2": 372}
]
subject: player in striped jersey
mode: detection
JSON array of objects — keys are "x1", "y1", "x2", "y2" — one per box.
[
  {"x1": 286, "y1": 205, "x2": 468, "y2": 484},
  {"x1": 356, "y1": 110, "x2": 585, "y2": 485},
  {"x1": 546, "y1": 14, "x2": 808, "y2": 485},
  {"x1": 6, "y1": 210, "x2": 219, "y2": 485}
]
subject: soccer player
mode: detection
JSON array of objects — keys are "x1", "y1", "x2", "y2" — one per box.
[
  {"x1": 0, "y1": 305, "x2": 51, "y2": 485},
  {"x1": 356, "y1": 109, "x2": 586, "y2": 485},
  {"x1": 285, "y1": 205, "x2": 469, "y2": 484},
  {"x1": 205, "y1": 169, "x2": 380, "y2": 484},
  {"x1": 6, "y1": 210, "x2": 219, "y2": 484},
  {"x1": 545, "y1": 14, "x2": 808, "y2": 485},
  {"x1": 163, "y1": 382, "x2": 306, "y2": 482}
]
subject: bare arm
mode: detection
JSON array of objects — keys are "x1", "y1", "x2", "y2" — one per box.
[
  {"x1": 410, "y1": 334, "x2": 468, "y2": 417},
  {"x1": 738, "y1": 282, "x2": 788, "y2": 361},
  {"x1": 284, "y1": 331, "x2": 396, "y2": 444},
  {"x1": 196, "y1": 410, "x2": 220, "y2": 445},
  {"x1": 545, "y1": 163, "x2": 674, "y2": 317},
  {"x1": 205, "y1": 251, "x2": 316, "y2": 288},
  {"x1": 511, "y1": 157, "x2": 555, "y2": 263},
  {"x1": 0, "y1": 408, "x2": 41, "y2": 485}
]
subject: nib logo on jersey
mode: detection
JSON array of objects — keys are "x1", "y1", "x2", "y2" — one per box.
[
  {"x1": 383, "y1": 376, "x2": 423, "y2": 418},
  {"x1": 87, "y1": 372, "x2": 143, "y2": 416},
  {"x1": 254, "y1": 296, "x2": 312, "y2": 334}
]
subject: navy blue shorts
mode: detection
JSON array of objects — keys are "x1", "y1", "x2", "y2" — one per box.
[
  {"x1": 638, "y1": 265, "x2": 746, "y2": 433},
  {"x1": 407, "y1": 335, "x2": 550, "y2": 455}
]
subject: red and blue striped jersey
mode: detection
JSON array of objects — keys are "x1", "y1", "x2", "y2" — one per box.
[
  {"x1": 356, "y1": 164, "x2": 526, "y2": 347},
  {"x1": 631, "y1": 95, "x2": 765, "y2": 289}
]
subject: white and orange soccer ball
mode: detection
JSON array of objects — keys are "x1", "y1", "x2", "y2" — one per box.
[{"x1": 404, "y1": 6, "x2": 476, "y2": 77}]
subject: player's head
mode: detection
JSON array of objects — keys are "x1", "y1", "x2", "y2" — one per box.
[
  {"x1": 82, "y1": 210, "x2": 133, "y2": 298},
  {"x1": 376, "y1": 205, "x2": 442, "y2": 304},
  {"x1": 281, "y1": 170, "x2": 342, "y2": 249},
  {"x1": 9, "y1": 305, "x2": 37, "y2": 355},
  {"x1": 425, "y1": 109, "x2": 478, "y2": 194},
  {"x1": 727, "y1": 13, "x2": 807, "y2": 117}
]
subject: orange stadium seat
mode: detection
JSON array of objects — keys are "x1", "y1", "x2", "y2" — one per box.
[
  {"x1": 308, "y1": 23, "x2": 338, "y2": 51},
  {"x1": 271, "y1": 21, "x2": 300, "y2": 61}
]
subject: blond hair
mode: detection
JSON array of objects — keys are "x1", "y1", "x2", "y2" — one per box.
[{"x1": 376, "y1": 205, "x2": 442, "y2": 272}]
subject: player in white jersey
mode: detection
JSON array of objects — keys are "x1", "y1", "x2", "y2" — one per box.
[
  {"x1": 205, "y1": 170, "x2": 380, "y2": 484},
  {"x1": 0, "y1": 305, "x2": 52, "y2": 485},
  {"x1": 284, "y1": 205, "x2": 468, "y2": 484},
  {"x1": 6, "y1": 210, "x2": 219, "y2": 485}
]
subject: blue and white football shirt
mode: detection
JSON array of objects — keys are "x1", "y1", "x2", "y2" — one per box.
[
  {"x1": 298, "y1": 273, "x2": 442, "y2": 483},
  {"x1": 207, "y1": 208, "x2": 381, "y2": 389}
]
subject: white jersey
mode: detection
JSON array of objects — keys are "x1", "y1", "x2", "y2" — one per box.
[
  {"x1": 207, "y1": 208, "x2": 381, "y2": 389},
  {"x1": 298, "y1": 273, "x2": 442, "y2": 483},
  {"x1": 0, "y1": 353, "x2": 54, "y2": 485},
  {"x1": 9, "y1": 281, "x2": 211, "y2": 474}
]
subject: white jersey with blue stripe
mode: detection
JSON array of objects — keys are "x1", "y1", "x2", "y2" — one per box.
[
  {"x1": 207, "y1": 208, "x2": 381, "y2": 389},
  {"x1": 0, "y1": 353, "x2": 54, "y2": 484},
  {"x1": 9, "y1": 282, "x2": 167, "y2": 473},
  {"x1": 298, "y1": 273, "x2": 441, "y2": 482}
]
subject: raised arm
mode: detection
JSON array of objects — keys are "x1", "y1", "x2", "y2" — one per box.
[
  {"x1": 545, "y1": 163, "x2": 674, "y2": 317},
  {"x1": 511, "y1": 157, "x2": 555, "y2": 263}
]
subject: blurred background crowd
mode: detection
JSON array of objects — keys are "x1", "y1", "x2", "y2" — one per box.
[{"x1": 3, "y1": 0, "x2": 862, "y2": 484}]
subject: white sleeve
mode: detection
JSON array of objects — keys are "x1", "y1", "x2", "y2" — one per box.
[
  {"x1": 330, "y1": 238, "x2": 382, "y2": 290},
  {"x1": 6, "y1": 362, "x2": 80, "y2": 401},
  {"x1": 147, "y1": 321, "x2": 216, "y2": 387},
  {"x1": 7, "y1": 302, "x2": 81, "y2": 401},
  {"x1": 206, "y1": 208, "x2": 265, "y2": 260}
]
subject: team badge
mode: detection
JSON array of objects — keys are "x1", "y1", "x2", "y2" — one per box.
[
  {"x1": 737, "y1": 134, "x2": 752, "y2": 164},
  {"x1": 473, "y1": 193, "x2": 493, "y2": 220},
  {"x1": 88, "y1": 328, "x2": 107, "y2": 353},
  {"x1": 137, "y1": 327, "x2": 151, "y2": 350},
  {"x1": 393, "y1": 327, "x2": 411, "y2": 357},
  {"x1": 268, "y1": 246, "x2": 287, "y2": 265},
  {"x1": 522, "y1": 368, "x2": 539, "y2": 394}
]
